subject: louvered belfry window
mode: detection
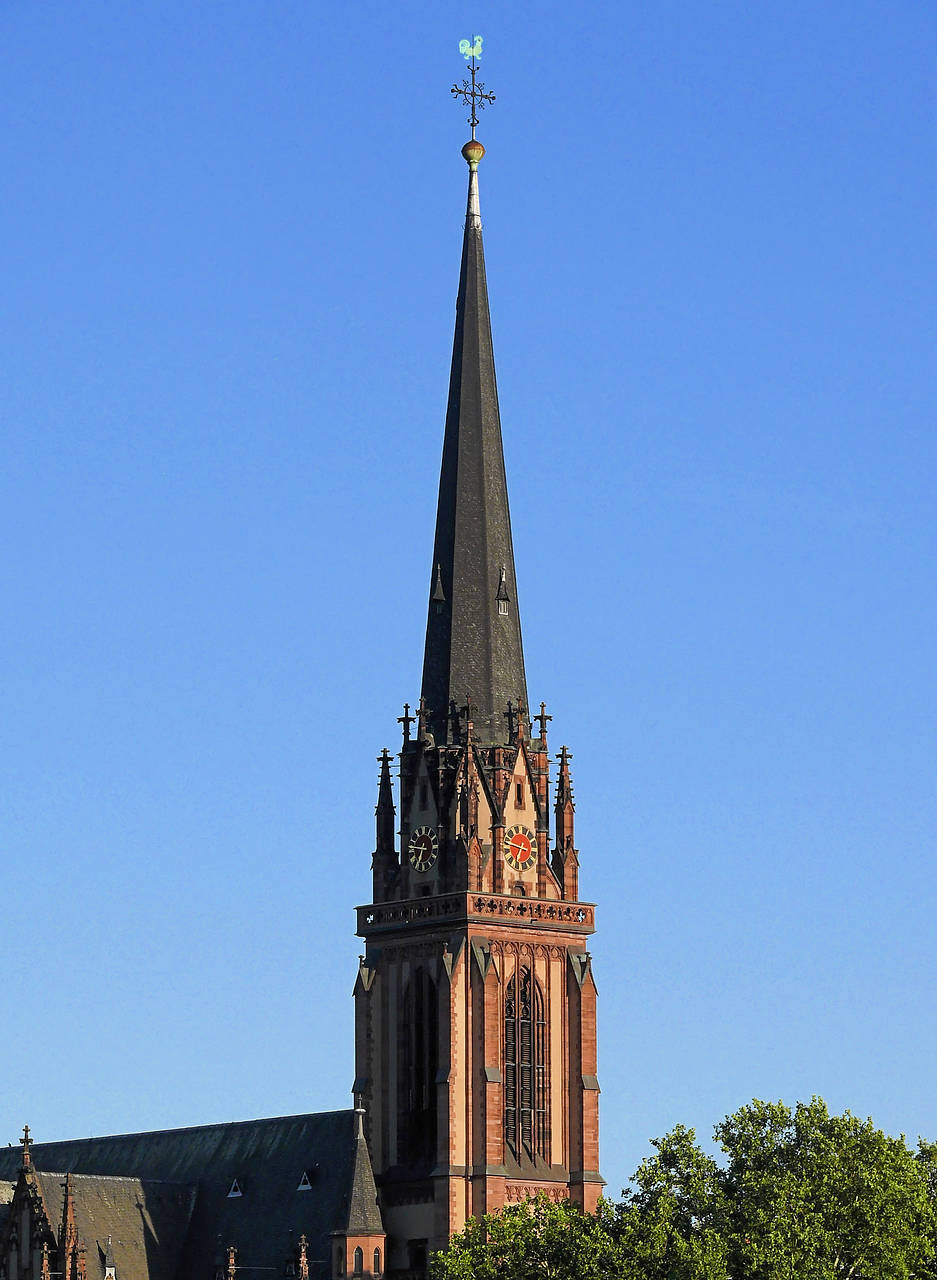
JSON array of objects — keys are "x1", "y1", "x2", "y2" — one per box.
[
  {"x1": 504, "y1": 966, "x2": 548, "y2": 1159},
  {"x1": 397, "y1": 966, "x2": 439, "y2": 1165}
]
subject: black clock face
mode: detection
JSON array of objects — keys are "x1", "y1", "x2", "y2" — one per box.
[
  {"x1": 504, "y1": 824, "x2": 536, "y2": 872},
  {"x1": 409, "y1": 825, "x2": 439, "y2": 872}
]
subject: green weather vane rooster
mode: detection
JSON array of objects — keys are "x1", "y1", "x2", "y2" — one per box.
[
  {"x1": 459, "y1": 35, "x2": 483, "y2": 62},
  {"x1": 451, "y1": 34, "x2": 495, "y2": 140}
]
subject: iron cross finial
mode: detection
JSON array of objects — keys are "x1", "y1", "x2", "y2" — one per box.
[
  {"x1": 451, "y1": 35, "x2": 495, "y2": 140},
  {"x1": 21, "y1": 1124, "x2": 31, "y2": 1167}
]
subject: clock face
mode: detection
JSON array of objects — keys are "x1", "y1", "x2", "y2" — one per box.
[
  {"x1": 504, "y1": 824, "x2": 536, "y2": 872},
  {"x1": 408, "y1": 825, "x2": 439, "y2": 872}
]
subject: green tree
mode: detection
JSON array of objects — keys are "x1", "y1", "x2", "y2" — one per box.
[
  {"x1": 431, "y1": 1100, "x2": 937, "y2": 1280},
  {"x1": 716, "y1": 1097, "x2": 935, "y2": 1280},
  {"x1": 429, "y1": 1193, "x2": 627, "y2": 1280},
  {"x1": 613, "y1": 1124, "x2": 729, "y2": 1280},
  {"x1": 916, "y1": 1140, "x2": 937, "y2": 1279}
]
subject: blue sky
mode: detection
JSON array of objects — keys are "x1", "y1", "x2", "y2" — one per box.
[{"x1": 1, "y1": 1, "x2": 935, "y2": 1199}]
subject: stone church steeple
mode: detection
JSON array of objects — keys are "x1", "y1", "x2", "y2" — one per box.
[{"x1": 354, "y1": 117, "x2": 601, "y2": 1277}]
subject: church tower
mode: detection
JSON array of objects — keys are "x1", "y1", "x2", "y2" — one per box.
[{"x1": 354, "y1": 76, "x2": 601, "y2": 1275}]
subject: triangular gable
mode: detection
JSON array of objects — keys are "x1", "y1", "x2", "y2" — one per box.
[{"x1": 499, "y1": 740, "x2": 544, "y2": 826}]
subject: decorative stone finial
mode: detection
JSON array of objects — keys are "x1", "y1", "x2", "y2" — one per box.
[
  {"x1": 353, "y1": 1092, "x2": 367, "y2": 1140},
  {"x1": 397, "y1": 702, "x2": 414, "y2": 744},
  {"x1": 536, "y1": 701, "x2": 552, "y2": 744}
]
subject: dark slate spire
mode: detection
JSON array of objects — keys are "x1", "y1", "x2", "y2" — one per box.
[
  {"x1": 421, "y1": 140, "x2": 528, "y2": 745},
  {"x1": 343, "y1": 1105, "x2": 384, "y2": 1236}
]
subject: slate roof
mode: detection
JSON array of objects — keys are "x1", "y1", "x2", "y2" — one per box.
[
  {"x1": 343, "y1": 1119, "x2": 383, "y2": 1236},
  {"x1": 34, "y1": 1171, "x2": 195, "y2": 1280},
  {"x1": 0, "y1": 1110, "x2": 379, "y2": 1279},
  {"x1": 420, "y1": 153, "x2": 528, "y2": 745}
]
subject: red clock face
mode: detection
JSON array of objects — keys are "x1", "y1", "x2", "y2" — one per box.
[
  {"x1": 504, "y1": 824, "x2": 536, "y2": 872},
  {"x1": 409, "y1": 825, "x2": 439, "y2": 872}
]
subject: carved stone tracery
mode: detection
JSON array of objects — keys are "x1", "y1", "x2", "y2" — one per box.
[{"x1": 504, "y1": 1183, "x2": 570, "y2": 1203}]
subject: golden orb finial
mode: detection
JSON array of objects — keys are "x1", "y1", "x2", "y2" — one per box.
[{"x1": 461, "y1": 139, "x2": 485, "y2": 170}]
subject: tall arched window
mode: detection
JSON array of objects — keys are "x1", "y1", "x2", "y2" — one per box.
[
  {"x1": 373, "y1": 1247, "x2": 382, "y2": 1275},
  {"x1": 397, "y1": 966, "x2": 438, "y2": 1165},
  {"x1": 504, "y1": 965, "x2": 548, "y2": 1159},
  {"x1": 353, "y1": 1246, "x2": 363, "y2": 1275}
]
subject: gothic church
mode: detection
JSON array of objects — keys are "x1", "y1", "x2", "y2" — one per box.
[{"x1": 0, "y1": 117, "x2": 600, "y2": 1280}]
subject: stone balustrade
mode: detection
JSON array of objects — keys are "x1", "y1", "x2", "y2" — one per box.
[{"x1": 357, "y1": 892, "x2": 595, "y2": 936}]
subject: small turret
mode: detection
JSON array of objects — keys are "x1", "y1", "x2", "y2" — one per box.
[
  {"x1": 375, "y1": 749, "x2": 395, "y2": 857},
  {"x1": 553, "y1": 746, "x2": 579, "y2": 900},
  {"x1": 330, "y1": 1101, "x2": 386, "y2": 1280},
  {"x1": 373, "y1": 749, "x2": 397, "y2": 901}
]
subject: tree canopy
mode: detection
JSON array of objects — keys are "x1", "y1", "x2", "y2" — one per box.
[{"x1": 431, "y1": 1099, "x2": 937, "y2": 1280}]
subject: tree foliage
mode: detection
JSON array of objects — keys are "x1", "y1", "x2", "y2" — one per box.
[
  {"x1": 429, "y1": 1193, "x2": 626, "y2": 1280},
  {"x1": 612, "y1": 1123, "x2": 729, "y2": 1280},
  {"x1": 716, "y1": 1098, "x2": 934, "y2": 1280},
  {"x1": 431, "y1": 1099, "x2": 937, "y2": 1280}
]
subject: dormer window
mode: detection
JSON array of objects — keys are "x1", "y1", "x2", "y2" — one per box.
[
  {"x1": 497, "y1": 565, "x2": 510, "y2": 616},
  {"x1": 431, "y1": 564, "x2": 446, "y2": 616},
  {"x1": 102, "y1": 1237, "x2": 116, "y2": 1279},
  {"x1": 516, "y1": 782, "x2": 524, "y2": 806},
  {"x1": 297, "y1": 1170, "x2": 312, "y2": 1191},
  {"x1": 227, "y1": 1178, "x2": 243, "y2": 1198}
]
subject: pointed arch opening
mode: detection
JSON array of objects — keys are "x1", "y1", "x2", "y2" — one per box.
[
  {"x1": 397, "y1": 965, "x2": 438, "y2": 1165},
  {"x1": 504, "y1": 965, "x2": 548, "y2": 1161}
]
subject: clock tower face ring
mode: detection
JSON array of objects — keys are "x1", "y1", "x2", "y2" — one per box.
[
  {"x1": 408, "y1": 825, "x2": 439, "y2": 872},
  {"x1": 504, "y1": 824, "x2": 536, "y2": 872}
]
